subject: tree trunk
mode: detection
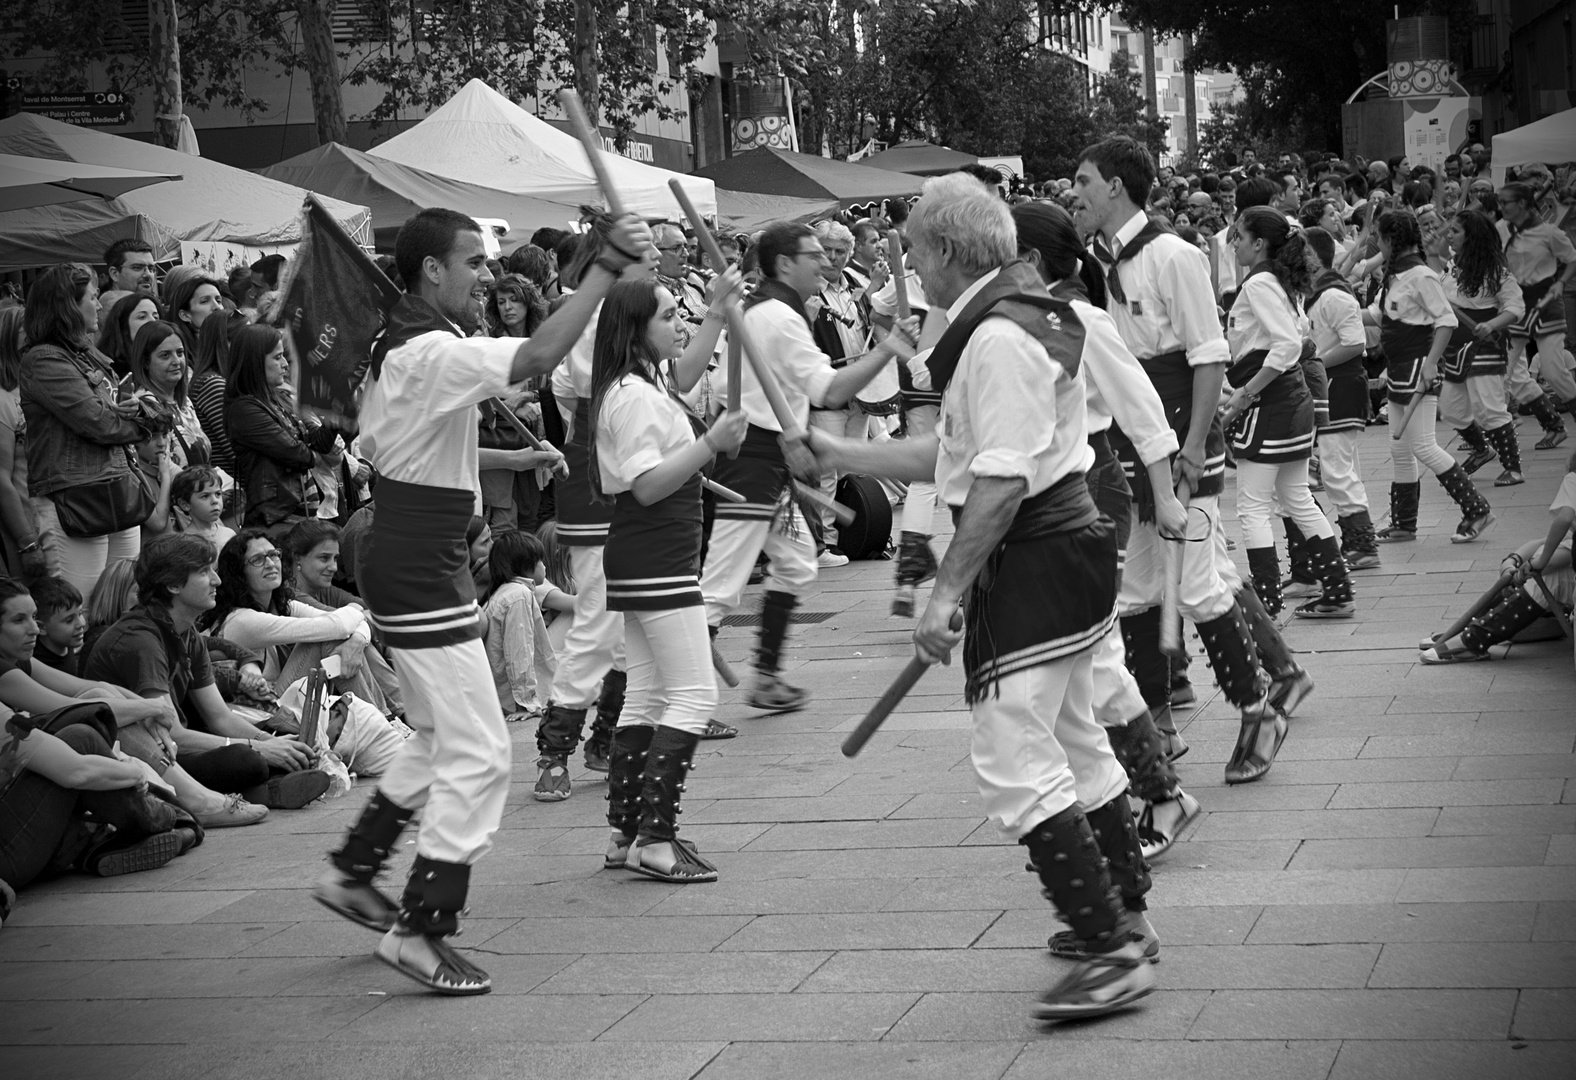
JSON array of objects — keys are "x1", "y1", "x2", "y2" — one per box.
[
  {"x1": 297, "y1": 0, "x2": 347, "y2": 146},
  {"x1": 574, "y1": 0, "x2": 599, "y2": 125},
  {"x1": 148, "y1": 0, "x2": 182, "y2": 149},
  {"x1": 1182, "y1": 34, "x2": 1197, "y2": 166},
  {"x1": 1138, "y1": 27, "x2": 1158, "y2": 125}
]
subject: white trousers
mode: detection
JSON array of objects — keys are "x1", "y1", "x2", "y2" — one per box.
[
  {"x1": 809, "y1": 407, "x2": 874, "y2": 535},
  {"x1": 971, "y1": 651, "x2": 1129, "y2": 840},
  {"x1": 1091, "y1": 621, "x2": 1147, "y2": 727},
  {"x1": 1437, "y1": 375, "x2": 1512, "y2": 431},
  {"x1": 549, "y1": 545, "x2": 625, "y2": 710},
  {"x1": 1390, "y1": 397, "x2": 1456, "y2": 483},
  {"x1": 1318, "y1": 430, "x2": 1370, "y2": 516},
  {"x1": 32, "y1": 497, "x2": 140, "y2": 598},
  {"x1": 380, "y1": 640, "x2": 512, "y2": 866},
  {"x1": 702, "y1": 505, "x2": 818, "y2": 624},
  {"x1": 619, "y1": 606, "x2": 717, "y2": 736},
  {"x1": 1507, "y1": 332, "x2": 1576, "y2": 404},
  {"x1": 899, "y1": 405, "x2": 939, "y2": 536},
  {"x1": 1236, "y1": 458, "x2": 1335, "y2": 549},
  {"x1": 1118, "y1": 495, "x2": 1237, "y2": 621}
]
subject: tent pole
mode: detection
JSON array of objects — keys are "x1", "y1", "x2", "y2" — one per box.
[{"x1": 783, "y1": 75, "x2": 800, "y2": 154}]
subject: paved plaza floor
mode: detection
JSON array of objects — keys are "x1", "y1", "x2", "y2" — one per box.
[{"x1": 2, "y1": 419, "x2": 1574, "y2": 1079}]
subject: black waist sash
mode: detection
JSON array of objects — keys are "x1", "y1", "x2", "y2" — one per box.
[
  {"x1": 358, "y1": 477, "x2": 479, "y2": 649},
  {"x1": 1443, "y1": 303, "x2": 1508, "y2": 381},
  {"x1": 605, "y1": 475, "x2": 704, "y2": 611},
  {"x1": 1112, "y1": 349, "x2": 1225, "y2": 521},
  {"x1": 557, "y1": 398, "x2": 614, "y2": 546},
  {"x1": 709, "y1": 423, "x2": 791, "y2": 522},
  {"x1": 1380, "y1": 317, "x2": 1438, "y2": 404},
  {"x1": 951, "y1": 473, "x2": 1117, "y2": 703}
]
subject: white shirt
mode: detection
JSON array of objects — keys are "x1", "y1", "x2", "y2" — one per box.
[
  {"x1": 595, "y1": 373, "x2": 696, "y2": 493},
  {"x1": 1368, "y1": 265, "x2": 1457, "y2": 330},
  {"x1": 867, "y1": 256, "x2": 932, "y2": 318},
  {"x1": 1102, "y1": 210, "x2": 1231, "y2": 369},
  {"x1": 551, "y1": 304, "x2": 599, "y2": 406},
  {"x1": 935, "y1": 269, "x2": 1093, "y2": 508},
  {"x1": 1443, "y1": 265, "x2": 1525, "y2": 317},
  {"x1": 712, "y1": 295, "x2": 836, "y2": 433},
  {"x1": 1306, "y1": 287, "x2": 1367, "y2": 360},
  {"x1": 1227, "y1": 272, "x2": 1304, "y2": 372},
  {"x1": 358, "y1": 328, "x2": 518, "y2": 511},
  {"x1": 1074, "y1": 297, "x2": 1178, "y2": 467}
]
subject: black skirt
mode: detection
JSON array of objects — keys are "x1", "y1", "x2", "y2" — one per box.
[
  {"x1": 1227, "y1": 349, "x2": 1315, "y2": 463},
  {"x1": 604, "y1": 477, "x2": 704, "y2": 611}
]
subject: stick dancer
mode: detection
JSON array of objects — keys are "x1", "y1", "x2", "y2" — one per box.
[
  {"x1": 312, "y1": 208, "x2": 650, "y2": 995},
  {"x1": 811, "y1": 176, "x2": 1156, "y2": 1021},
  {"x1": 589, "y1": 279, "x2": 747, "y2": 881}
]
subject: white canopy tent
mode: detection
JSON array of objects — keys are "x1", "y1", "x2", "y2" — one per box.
[
  {"x1": 1491, "y1": 109, "x2": 1576, "y2": 185},
  {"x1": 367, "y1": 80, "x2": 716, "y2": 221}
]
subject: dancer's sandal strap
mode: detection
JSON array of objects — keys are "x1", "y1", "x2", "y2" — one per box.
[{"x1": 626, "y1": 836, "x2": 719, "y2": 882}]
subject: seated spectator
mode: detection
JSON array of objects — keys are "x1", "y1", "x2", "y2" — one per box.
[
  {"x1": 0, "y1": 576, "x2": 259, "y2": 831},
  {"x1": 204, "y1": 529, "x2": 388, "y2": 707},
  {"x1": 335, "y1": 503, "x2": 372, "y2": 596},
  {"x1": 81, "y1": 557, "x2": 137, "y2": 661},
  {"x1": 285, "y1": 518, "x2": 358, "y2": 608},
  {"x1": 225, "y1": 324, "x2": 340, "y2": 532},
  {"x1": 83, "y1": 533, "x2": 328, "y2": 810},
  {"x1": 28, "y1": 576, "x2": 85, "y2": 676},
  {"x1": 480, "y1": 529, "x2": 556, "y2": 723},
  {"x1": 130, "y1": 321, "x2": 211, "y2": 468},
  {"x1": 0, "y1": 307, "x2": 43, "y2": 583},
  {"x1": 170, "y1": 465, "x2": 235, "y2": 551},
  {"x1": 189, "y1": 314, "x2": 237, "y2": 481},
  {"x1": 96, "y1": 293, "x2": 163, "y2": 379}
]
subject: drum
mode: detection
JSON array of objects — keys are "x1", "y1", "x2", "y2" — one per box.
[{"x1": 834, "y1": 474, "x2": 893, "y2": 560}]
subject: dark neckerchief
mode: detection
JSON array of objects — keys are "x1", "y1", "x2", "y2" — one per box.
[
  {"x1": 371, "y1": 294, "x2": 463, "y2": 378},
  {"x1": 1095, "y1": 215, "x2": 1178, "y2": 307},
  {"x1": 925, "y1": 261, "x2": 1086, "y2": 399},
  {"x1": 744, "y1": 276, "x2": 812, "y2": 329},
  {"x1": 1307, "y1": 268, "x2": 1355, "y2": 308}
]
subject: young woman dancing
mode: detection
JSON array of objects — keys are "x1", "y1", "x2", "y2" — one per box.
[{"x1": 588, "y1": 278, "x2": 747, "y2": 883}]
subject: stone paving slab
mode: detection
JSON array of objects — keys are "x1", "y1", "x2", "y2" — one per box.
[{"x1": 4, "y1": 420, "x2": 1575, "y2": 1078}]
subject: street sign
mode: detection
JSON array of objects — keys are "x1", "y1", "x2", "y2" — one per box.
[{"x1": 19, "y1": 91, "x2": 132, "y2": 127}]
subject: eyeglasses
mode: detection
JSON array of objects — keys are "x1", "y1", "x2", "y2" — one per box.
[
  {"x1": 656, "y1": 244, "x2": 691, "y2": 253},
  {"x1": 247, "y1": 550, "x2": 283, "y2": 567},
  {"x1": 794, "y1": 248, "x2": 830, "y2": 262}
]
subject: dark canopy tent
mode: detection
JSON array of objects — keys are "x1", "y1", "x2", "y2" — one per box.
[
  {"x1": 260, "y1": 142, "x2": 583, "y2": 250},
  {"x1": 862, "y1": 140, "x2": 979, "y2": 177},
  {"x1": 691, "y1": 147, "x2": 923, "y2": 209}
]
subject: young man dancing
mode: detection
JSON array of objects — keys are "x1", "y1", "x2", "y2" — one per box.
[
  {"x1": 812, "y1": 175, "x2": 1156, "y2": 1021},
  {"x1": 313, "y1": 207, "x2": 650, "y2": 994}
]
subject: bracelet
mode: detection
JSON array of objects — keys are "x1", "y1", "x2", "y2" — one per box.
[{"x1": 18, "y1": 540, "x2": 38, "y2": 554}]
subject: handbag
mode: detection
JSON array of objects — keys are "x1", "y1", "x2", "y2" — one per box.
[{"x1": 50, "y1": 448, "x2": 156, "y2": 538}]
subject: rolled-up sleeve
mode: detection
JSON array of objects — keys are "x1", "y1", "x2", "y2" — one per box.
[
  {"x1": 1084, "y1": 312, "x2": 1177, "y2": 466},
  {"x1": 964, "y1": 322, "x2": 1054, "y2": 483},
  {"x1": 597, "y1": 384, "x2": 671, "y2": 491},
  {"x1": 1159, "y1": 247, "x2": 1231, "y2": 369}
]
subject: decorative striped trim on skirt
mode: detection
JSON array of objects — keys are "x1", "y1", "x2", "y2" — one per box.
[{"x1": 357, "y1": 477, "x2": 480, "y2": 649}]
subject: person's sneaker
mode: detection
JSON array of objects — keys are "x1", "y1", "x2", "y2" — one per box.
[
  {"x1": 376, "y1": 927, "x2": 492, "y2": 995},
  {"x1": 1461, "y1": 446, "x2": 1495, "y2": 475},
  {"x1": 1137, "y1": 791, "x2": 1201, "y2": 861},
  {"x1": 195, "y1": 793, "x2": 268, "y2": 828},
  {"x1": 1494, "y1": 469, "x2": 1524, "y2": 487},
  {"x1": 244, "y1": 769, "x2": 331, "y2": 810},
  {"x1": 86, "y1": 830, "x2": 185, "y2": 877},
  {"x1": 1450, "y1": 510, "x2": 1495, "y2": 544},
  {"x1": 1345, "y1": 550, "x2": 1382, "y2": 570},
  {"x1": 1033, "y1": 938, "x2": 1157, "y2": 1022},
  {"x1": 1281, "y1": 578, "x2": 1320, "y2": 599},
  {"x1": 534, "y1": 756, "x2": 571, "y2": 801},
  {"x1": 1294, "y1": 597, "x2": 1355, "y2": 619},
  {"x1": 1535, "y1": 427, "x2": 1568, "y2": 451},
  {"x1": 817, "y1": 548, "x2": 850, "y2": 569},
  {"x1": 1268, "y1": 665, "x2": 1316, "y2": 716},
  {"x1": 747, "y1": 673, "x2": 809, "y2": 714},
  {"x1": 582, "y1": 746, "x2": 610, "y2": 773}
]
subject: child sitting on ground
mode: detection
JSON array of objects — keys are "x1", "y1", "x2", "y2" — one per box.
[
  {"x1": 480, "y1": 529, "x2": 558, "y2": 724},
  {"x1": 28, "y1": 576, "x2": 86, "y2": 677},
  {"x1": 533, "y1": 521, "x2": 577, "y2": 653},
  {"x1": 1421, "y1": 450, "x2": 1575, "y2": 663},
  {"x1": 170, "y1": 465, "x2": 236, "y2": 551}
]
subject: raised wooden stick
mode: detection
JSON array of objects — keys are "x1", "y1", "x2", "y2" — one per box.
[
  {"x1": 701, "y1": 476, "x2": 746, "y2": 503},
  {"x1": 491, "y1": 399, "x2": 569, "y2": 479},
  {"x1": 886, "y1": 230, "x2": 911, "y2": 320},
  {"x1": 558, "y1": 89, "x2": 625, "y2": 218}
]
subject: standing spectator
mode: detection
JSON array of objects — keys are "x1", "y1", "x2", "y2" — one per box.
[
  {"x1": 21, "y1": 264, "x2": 150, "y2": 595},
  {"x1": 163, "y1": 274, "x2": 223, "y2": 356},
  {"x1": 0, "y1": 307, "x2": 44, "y2": 582},
  {"x1": 226, "y1": 267, "x2": 263, "y2": 322},
  {"x1": 225, "y1": 323, "x2": 339, "y2": 533},
  {"x1": 188, "y1": 314, "x2": 237, "y2": 481},
  {"x1": 129, "y1": 321, "x2": 211, "y2": 468},
  {"x1": 95, "y1": 293, "x2": 163, "y2": 379},
  {"x1": 97, "y1": 239, "x2": 159, "y2": 316},
  {"x1": 1499, "y1": 181, "x2": 1576, "y2": 446},
  {"x1": 170, "y1": 464, "x2": 235, "y2": 550}
]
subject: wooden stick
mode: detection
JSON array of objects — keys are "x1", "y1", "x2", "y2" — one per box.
[
  {"x1": 701, "y1": 476, "x2": 746, "y2": 503},
  {"x1": 726, "y1": 331, "x2": 742, "y2": 415},
  {"x1": 668, "y1": 176, "x2": 742, "y2": 452},
  {"x1": 491, "y1": 399, "x2": 569, "y2": 479},
  {"x1": 1160, "y1": 481, "x2": 1190, "y2": 657},
  {"x1": 711, "y1": 643, "x2": 739, "y2": 688},
  {"x1": 1389, "y1": 391, "x2": 1426, "y2": 442},
  {"x1": 793, "y1": 479, "x2": 855, "y2": 527},
  {"x1": 1529, "y1": 571, "x2": 1573, "y2": 638},
  {"x1": 841, "y1": 611, "x2": 963, "y2": 758},
  {"x1": 557, "y1": 89, "x2": 625, "y2": 218},
  {"x1": 885, "y1": 231, "x2": 911, "y2": 320}
]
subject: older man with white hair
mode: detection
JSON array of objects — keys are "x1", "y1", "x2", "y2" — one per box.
[{"x1": 809, "y1": 174, "x2": 1157, "y2": 1023}]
